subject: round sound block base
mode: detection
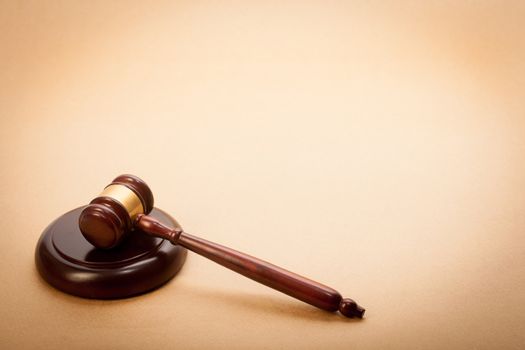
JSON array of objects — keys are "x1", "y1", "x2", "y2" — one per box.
[{"x1": 35, "y1": 206, "x2": 187, "y2": 299}]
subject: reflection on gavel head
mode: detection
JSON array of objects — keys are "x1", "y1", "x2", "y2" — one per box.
[{"x1": 79, "y1": 174, "x2": 154, "y2": 249}]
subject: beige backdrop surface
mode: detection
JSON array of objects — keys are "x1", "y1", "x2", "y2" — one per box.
[{"x1": 1, "y1": 1, "x2": 524, "y2": 349}]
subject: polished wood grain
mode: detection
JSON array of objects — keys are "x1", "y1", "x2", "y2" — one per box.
[
  {"x1": 79, "y1": 174, "x2": 154, "y2": 249},
  {"x1": 36, "y1": 207, "x2": 187, "y2": 299},
  {"x1": 79, "y1": 197, "x2": 131, "y2": 248},
  {"x1": 112, "y1": 174, "x2": 154, "y2": 213},
  {"x1": 79, "y1": 174, "x2": 365, "y2": 318},
  {"x1": 136, "y1": 214, "x2": 365, "y2": 318}
]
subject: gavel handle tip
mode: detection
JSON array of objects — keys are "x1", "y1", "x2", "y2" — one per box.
[{"x1": 339, "y1": 298, "x2": 366, "y2": 318}]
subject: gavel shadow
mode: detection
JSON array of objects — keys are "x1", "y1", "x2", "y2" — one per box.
[{"x1": 185, "y1": 285, "x2": 363, "y2": 323}]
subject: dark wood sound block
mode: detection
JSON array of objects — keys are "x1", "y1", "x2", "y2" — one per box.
[{"x1": 35, "y1": 206, "x2": 187, "y2": 299}]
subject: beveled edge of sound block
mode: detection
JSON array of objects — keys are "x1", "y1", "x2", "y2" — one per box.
[{"x1": 35, "y1": 206, "x2": 187, "y2": 299}]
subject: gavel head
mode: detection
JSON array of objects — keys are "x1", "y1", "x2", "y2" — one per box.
[{"x1": 79, "y1": 175, "x2": 154, "y2": 249}]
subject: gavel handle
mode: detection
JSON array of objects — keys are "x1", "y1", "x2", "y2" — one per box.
[{"x1": 135, "y1": 214, "x2": 364, "y2": 318}]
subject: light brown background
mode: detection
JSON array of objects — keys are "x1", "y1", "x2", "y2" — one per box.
[{"x1": 1, "y1": 1, "x2": 524, "y2": 349}]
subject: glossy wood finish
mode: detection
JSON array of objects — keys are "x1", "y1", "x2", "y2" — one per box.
[
  {"x1": 79, "y1": 197, "x2": 132, "y2": 248},
  {"x1": 112, "y1": 174, "x2": 154, "y2": 213},
  {"x1": 77, "y1": 174, "x2": 365, "y2": 317},
  {"x1": 136, "y1": 214, "x2": 365, "y2": 318},
  {"x1": 35, "y1": 207, "x2": 187, "y2": 299},
  {"x1": 79, "y1": 174, "x2": 154, "y2": 249}
]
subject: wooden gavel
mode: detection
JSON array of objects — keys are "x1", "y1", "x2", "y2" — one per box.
[{"x1": 78, "y1": 175, "x2": 365, "y2": 318}]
